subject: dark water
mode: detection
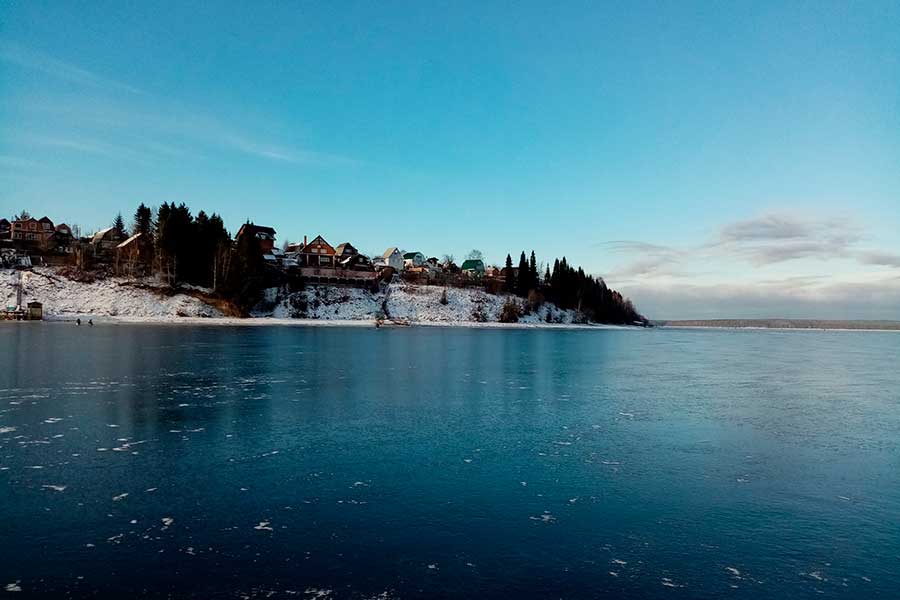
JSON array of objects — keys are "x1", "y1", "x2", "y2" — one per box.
[{"x1": 1, "y1": 324, "x2": 898, "y2": 599}]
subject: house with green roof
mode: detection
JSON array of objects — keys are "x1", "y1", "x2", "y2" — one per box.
[{"x1": 460, "y1": 258, "x2": 485, "y2": 277}]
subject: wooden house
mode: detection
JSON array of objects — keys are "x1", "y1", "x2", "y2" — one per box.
[
  {"x1": 301, "y1": 235, "x2": 336, "y2": 267},
  {"x1": 334, "y1": 242, "x2": 358, "y2": 262},
  {"x1": 0, "y1": 219, "x2": 10, "y2": 240},
  {"x1": 235, "y1": 223, "x2": 277, "y2": 253},
  {"x1": 379, "y1": 247, "x2": 404, "y2": 271}
]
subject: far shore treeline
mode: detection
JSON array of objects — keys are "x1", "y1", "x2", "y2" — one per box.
[{"x1": 10, "y1": 203, "x2": 646, "y2": 325}]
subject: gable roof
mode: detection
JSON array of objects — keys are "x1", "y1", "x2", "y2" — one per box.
[
  {"x1": 304, "y1": 234, "x2": 333, "y2": 249},
  {"x1": 237, "y1": 223, "x2": 276, "y2": 239},
  {"x1": 461, "y1": 259, "x2": 485, "y2": 271},
  {"x1": 116, "y1": 232, "x2": 148, "y2": 249},
  {"x1": 334, "y1": 242, "x2": 356, "y2": 255},
  {"x1": 403, "y1": 251, "x2": 423, "y2": 259},
  {"x1": 383, "y1": 247, "x2": 400, "y2": 258},
  {"x1": 92, "y1": 227, "x2": 118, "y2": 243}
]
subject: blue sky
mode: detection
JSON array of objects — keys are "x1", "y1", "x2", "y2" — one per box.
[{"x1": 1, "y1": 1, "x2": 899, "y2": 319}]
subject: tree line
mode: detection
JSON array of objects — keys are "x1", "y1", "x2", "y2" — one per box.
[
  {"x1": 502, "y1": 250, "x2": 644, "y2": 324},
  {"x1": 124, "y1": 202, "x2": 266, "y2": 310}
]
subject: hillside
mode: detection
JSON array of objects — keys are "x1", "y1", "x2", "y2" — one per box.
[{"x1": 2, "y1": 268, "x2": 607, "y2": 327}]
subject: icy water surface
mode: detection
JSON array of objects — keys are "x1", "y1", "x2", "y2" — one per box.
[{"x1": 1, "y1": 323, "x2": 899, "y2": 599}]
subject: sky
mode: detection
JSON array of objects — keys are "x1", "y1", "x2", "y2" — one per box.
[{"x1": 1, "y1": 1, "x2": 898, "y2": 319}]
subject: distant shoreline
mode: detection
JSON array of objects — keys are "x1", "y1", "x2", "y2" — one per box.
[{"x1": 657, "y1": 319, "x2": 900, "y2": 332}]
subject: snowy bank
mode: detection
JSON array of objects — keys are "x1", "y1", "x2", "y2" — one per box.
[
  {"x1": 2, "y1": 268, "x2": 637, "y2": 329},
  {"x1": 253, "y1": 282, "x2": 587, "y2": 326},
  {"x1": 2, "y1": 268, "x2": 222, "y2": 320}
]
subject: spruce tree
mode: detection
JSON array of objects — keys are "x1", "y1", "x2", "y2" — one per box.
[
  {"x1": 503, "y1": 253, "x2": 515, "y2": 293},
  {"x1": 516, "y1": 252, "x2": 529, "y2": 297},
  {"x1": 113, "y1": 213, "x2": 126, "y2": 237}
]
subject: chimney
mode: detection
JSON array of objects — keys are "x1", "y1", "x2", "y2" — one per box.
[{"x1": 304, "y1": 235, "x2": 307, "y2": 245}]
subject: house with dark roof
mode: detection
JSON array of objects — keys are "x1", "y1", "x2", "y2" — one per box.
[
  {"x1": 0, "y1": 219, "x2": 10, "y2": 240},
  {"x1": 334, "y1": 242, "x2": 358, "y2": 262},
  {"x1": 235, "y1": 223, "x2": 277, "y2": 253}
]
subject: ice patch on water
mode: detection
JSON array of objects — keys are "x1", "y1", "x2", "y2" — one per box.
[
  {"x1": 726, "y1": 566, "x2": 741, "y2": 578},
  {"x1": 530, "y1": 511, "x2": 556, "y2": 523},
  {"x1": 42, "y1": 484, "x2": 67, "y2": 492},
  {"x1": 427, "y1": 564, "x2": 438, "y2": 570},
  {"x1": 661, "y1": 577, "x2": 682, "y2": 588},
  {"x1": 161, "y1": 517, "x2": 174, "y2": 529},
  {"x1": 303, "y1": 588, "x2": 332, "y2": 598},
  {"x1": 44, "y1": 417, "x2": 63, "y2": 424},
  {"x1": 5, "y1": 582, "x2": 22, "y2": 592},
  {"x1": 146, "y1": 487, "x2": 158, "y2": 492},
  {"x1": 0, "y1": 426, "x2": 15, "y2": 434},
  {"x1": 112, "y1": 493, "x2": 128, "y2": 501},
  {"x1": 254, "y1": 521, "x2": 273, "y2": 531},
  {"x1": 612, "y1": 559, "x2": 627, "y2": 565}
]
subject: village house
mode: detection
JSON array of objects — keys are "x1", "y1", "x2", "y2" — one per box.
[
  {"x1": 0, "y1": 219, "x2": 10, "y2": 240},
  {"x1": 235, "y1": 223, "x2": 277, "y2": 254},
  {"x1": 91, "y1": 227, "x2": 125, "y2": 253},
  {"x1": 334, "y1": 242, "x2": 358, "y2": 262},
  {"x1": 378, "y1": 247, "x2": 404, "y2": 271},
  {"x1": 52, "y1": 224, "x2": 75, "y2": 254},
  {"x1": 403, "y1": 251, "x2": 425, "y2": 269},
  {"x1": 116, "y1": 232, "x2": 154, "y2": 275},
  {"x1": 461, "y1": 258, "x2": 486, "y2": 277},
  {"x1": 10, "y1": 217, "x2": 46, "y2": 245},
  {"x1": 301, "y1": 235, "x2": 336, "y2": 267}
]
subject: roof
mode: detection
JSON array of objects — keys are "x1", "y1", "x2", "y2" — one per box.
[
  {"x1": 116, "y1": 232, "x2": 146, "y2": 249},
  {"x1": 303, "y1": 235, "x2": 332, "y2": 250},
  {"x1": 237, "y1": 223, "x2": 276, "y2": 238},
  {"x1": 335, "y1": 242, "x2": 357, "y2": 255},
  {"x1": 383, "y1": 247, "x2": 400, "y2": 258},
  {"x1": 55, "y1": 223, "x2": 70, "y2": 231},
  {"x1": 92, "y1": 227, "x2": 117, "y2": 243},
  {"x1": 403, "y1": 251, "x2": 422, "y2": 259},
  {"x1": 461, "y1": 259, "x2": 485, "y2": 271}
]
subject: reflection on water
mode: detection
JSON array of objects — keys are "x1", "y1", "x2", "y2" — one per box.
[{"x1": 1, "y1": 323, "x2": 898, "y2": 598}]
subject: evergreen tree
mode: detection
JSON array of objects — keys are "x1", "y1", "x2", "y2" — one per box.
[
  {"x1": 515, "y1": 251, "x2": 529, "y2": 297},
  {"x1": 529, "y1": 250, "x2": 538, "y2": 290},
  {"x1": 113, "y1": 213, "x2": 126, "y2": 236},
  {"x1": 503, "y1": 253, "x2": 516, "y2": 293},
  {"x1": 133, "y1": 203, "x2": 153, "y2": 238}
]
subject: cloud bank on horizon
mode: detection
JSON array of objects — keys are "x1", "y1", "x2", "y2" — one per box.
[{"x1": 606, "y1": 213, "x2": 900, "y2": 320}]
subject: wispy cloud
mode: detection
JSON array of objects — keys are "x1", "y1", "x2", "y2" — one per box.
[
  {"x1": 603, "y1": 212, "x2": 898, "y2": 286},
  {"x1": 24, "y1": 135, "x2": 148, "y2": 164},
  {"x1": 0, "y1": 41, "x2": 144, "y2": 95},
  {"x1": 712, "y1": 214, "x2": 863, "y2": 266},
  {"x1": 3, "y1": 44, "x2": 357, "y2": 167}
]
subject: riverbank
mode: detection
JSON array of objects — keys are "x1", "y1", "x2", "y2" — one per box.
[{"x1": 2, "y1": 268, "x2": 638, "y2": 330}]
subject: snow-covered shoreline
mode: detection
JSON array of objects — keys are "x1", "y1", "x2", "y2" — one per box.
[{"x1": 2, "y1": 268, "x2": 641, "y2": 330}]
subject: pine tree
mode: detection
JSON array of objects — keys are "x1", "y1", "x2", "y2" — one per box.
[
  {"x1": 529, "y1": 250, "x2": 538, "y2": 290},
  {"x1": 133, "y1": 203, "x2": 153, "y2": 238},
  {"x1": 113, "y1": 213, "x2": 126, "y2": 236},
  {"x1": 516, "y1": 251, "x2": 529, "y2": 297},
  {"x1": 503, "y1": 253, "x2": 516, "y2": 293}
]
